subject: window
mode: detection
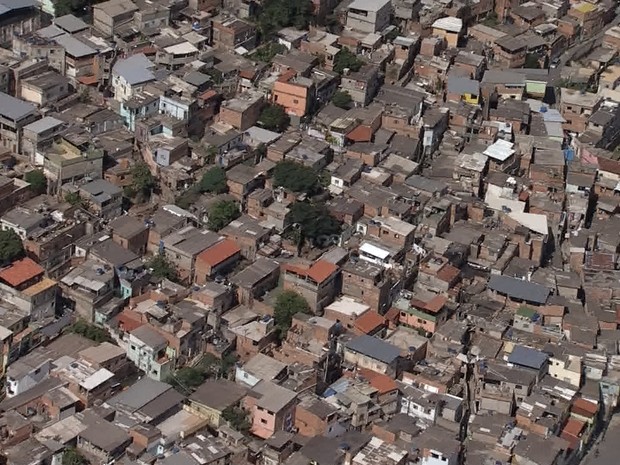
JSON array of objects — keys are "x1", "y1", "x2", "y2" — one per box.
[
  {"x1": 260, "y1": 418, "x2": 268, "y2": 424},
  {"x1": 131, "y1": 345, "x2": 136, "y2": 350},
  {"x1": 293, "y1": 99, "x2": 299, "y2": 104}
]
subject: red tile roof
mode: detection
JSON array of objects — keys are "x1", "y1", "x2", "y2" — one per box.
[
  {"x1": 384, "y1": 307, "x2": 400, "y2": 323},
  {"x1": 239, "y1": 69, "x2": 257, "y2": 80},
  {"x1": 77, "y1": 75, "x2": 98, "y2": 86},
  {"x1": 346, "y1": 125, "x2": 373, "y2": 143},
  {"x1": 436, "y1": 263, "x2": 460, "y2": 283},
  {"x1": 0, "y1": 258, "x2": 44, "y2": 288},
  {"x1": 307, "y1": 260, "x2": 339, "y2": 284},
  {"x1": 561, "y1": 418, "x2": 585, "y2": 450},
  {"x1": 357, "y1": 368, "x2": 398, "y2": 394},
  {"x1": 411, "y1": 295, "x2": 448, "y2": 314},
  {"x1": 115, "y1": 310, "x2": 143, "y2": 333},
  {"x1": 277, "y1": 69, "x2": 297, "y2": 83},
  {"x1": 354, "y1": 311, "x2": 386, "y2": 334},
  {"x1": 562, "y1": 418, "x2": 585, "y2": 437},
  {"x1": 199, "y1": 89, "x2": 218, "y2": 101},
  {"x1": 284, "y1": 260, "x2": 339, "y2": 284},
  {"x1": 198, "y1": 239, "x2": 241, "y2": 267},
  {"x1": 597, "y1": 156, "x2": 620, "y2": 176},
  {"x1": 571, "y1": 398, "x2": 598, "y2": 417}
]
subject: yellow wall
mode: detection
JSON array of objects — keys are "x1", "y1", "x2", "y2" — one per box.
[{"x1": 463, "y1": 93, "x2": 479, "y2": 105}]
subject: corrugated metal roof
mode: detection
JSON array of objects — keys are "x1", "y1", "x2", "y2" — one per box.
[
  {"x1": 488, "y1": 275, "x2": 549, "y2": 304},
  {"x1": 508, "y1": 345, "x2": 548, "y2": 370},
  {"x1": 346, "y1": 334, "x2": 401, "y2": 364}
]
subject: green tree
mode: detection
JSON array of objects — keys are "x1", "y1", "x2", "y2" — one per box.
[
  {"x1": 222, "y1": 406, "x2": 251, "y2": 432},
  {"x1": 0, "y1": 229, "x2": 24, "y2": 264},
  {"x1": 78, "y1": 88, "x2": 91, "y2": 103},
  {"x1": 274, "y1": 290, "x2": 310, "y2": 339},
  {"x1": 256, "y1": 0, "x2": 314, "y2": 38},
  {"x1": 199, "y1": 167, "x2": 227, "y2": 194},
  {"x1": 176, "y1": 186, "x2": 201, "y2": 210},
  {"x1": 333, "y1": 48, "x2": 364, "y2": 74},
  {"x1": 273, "y1": 160, "x2": 319, "y2": 194},
  {"x1": 254, "y1": 143, "x2": 267, "y2": 161},
  {"x1": 251, "y1": 43, "x2": 287, "y2": 62},
  {"x1": 131, "y1": 163, "x2": 156, "y2": 198},
  {"x1": 206, "y1": 145, "x2": 218, "y2": 164},
  {"x1": 167, "y1": 367, "x2": 207, "y2": 393},
  {"x1": 325, "y1": 14, "x2": 342, "y2": 34},
  {"x1": 331, "y1": 90, "x2": 352, "y2": 109},
  {"x1": 62, "y1": 447, "x2": 89, "y2": 465},
  {"x1": 259, "y1": 104, "x2": 290, "y2": 132},
  {"x1": 482, "y1": 11, "x2": 499, "y2": 26},
  {"x1": 25, "y1": 169, "x2": 47, "y2": 195},
  {"x1": 71, "y1": 320, "x2": 112, "y2": 343},
  {"x1": 384, "y1": 27, "x2": 400, "y2": 42},
  {"x1": 53, "y1": 0, "x2": 87, "y2": 16},
  {"x1": 65, "y1": 191, "x2": 86, "y2": 207},
  {"x1": 206, "y1": 68, "x2": 224, "y2": 85},
  {"x1": 146, "y1": 255, "x2": 179, "y2": 281},
  {"x1": 289, "y1": 202, "x2": 342, "y2": 247},
  {"x1": 208, "y1": 200, "x2": 240, "y2": 231},
  {"x1": 197, "y1": 352, "x2": 238, "y2": 379}
]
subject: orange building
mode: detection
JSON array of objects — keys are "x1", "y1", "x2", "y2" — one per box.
[{"x1": 272, "y1": 70, "x2": 315, "y2": 118}]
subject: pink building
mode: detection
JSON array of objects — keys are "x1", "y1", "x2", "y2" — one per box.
[
  {"x1": 244, "y1": 380, "x2": 298, "y2": 439},
  {"x1": 398, "y1": 294, "x2": 449, "y2": 335}
]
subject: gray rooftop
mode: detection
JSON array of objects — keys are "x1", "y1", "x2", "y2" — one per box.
[
  {"x1": 106, "y1": 377, "x2": 173, "y2": 411},
  {"x1": 0, "y1": 92, "x2": 36, "y2": 121},
  {"x1": 109, "y1": 215, "x2": 147, "y2": 239},
  {"x1": 1, "y1": 207, "x2": 44, "y2": 230},
  {"x1": 405, "y1": 175, "x2": 448, "y2": 194},
  {"x1": 23, "y1": 116, "x2": 64, "y2": 134},
  {"x1": 53, "y1": 14, "x2": 89, "y2": 33},
  {"x1": 251, "y1": 380, "x2": 297, "y2": 413},
  {"x1": 113, "y1": 53, "x2": 156, "y2": 86},
  {"x1": 447, "y1": 76, "x2": 480, "y2": 95},
  {"x1": 242, "y1": 353, "x2": 287, "y2": 381},
  {"x1": 91, "y1": 239, "x2": 139, "y2": 267},
  {"x1": 79, "y1": 415, "x2": 130, "y2": 452},
  {"x1": 131, "y1": 325, "x2": 167, "y2": 348},
  {"x1": 345, "y1": 334, "x2": 401, "y2": 364},
  {"x1": 231, "y1": 257, "x2": 279, "y2": 288},
  {"x1": 487, "y1": 275, "x2": 549, "y2": 304},
  {"x1": 54, "y1": 33, "x2": 97, "y2": 58},
  {"x1": 81, "y1": 179, "x2": 122, "y2": 197},
  {"x1": 508, "y1": 345, "x2": 548, "y2": 370},
  {"x1": 0, "y1": 0, "x2": 36, "y2": 14},
  {"x1": 189, "y1": 379, "x2": 247, "y2": 410},
  {"x1": 348, "y1": 0, "x2": 390, "y2": 12}
]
